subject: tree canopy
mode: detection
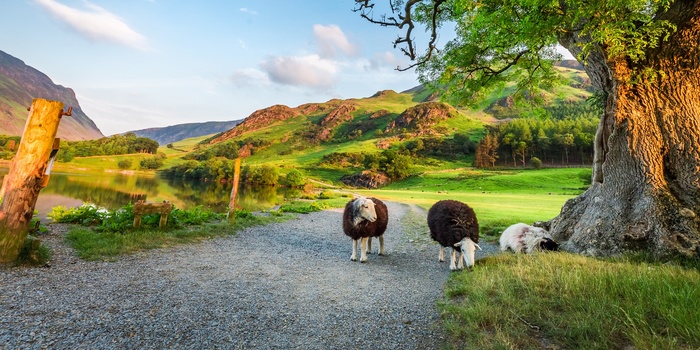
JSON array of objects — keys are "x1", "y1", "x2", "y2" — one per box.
[{"x1": 354, "y1": 0, "x2": 676, "y2": 101}]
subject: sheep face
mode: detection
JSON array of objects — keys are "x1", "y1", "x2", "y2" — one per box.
[
  {"x1": 454, "y1": 237, "x2": 481, "y2": 268},
  {"x1": 539, "y1": 238, "x2": 559, "y2": 251},
  {"x1": 352, "y1": 197, "x2": 377, "y2": 226}
]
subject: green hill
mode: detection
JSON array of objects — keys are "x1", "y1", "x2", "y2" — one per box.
[{"x1": 161, "y1": 62, "x2": 595, "y2": 186}]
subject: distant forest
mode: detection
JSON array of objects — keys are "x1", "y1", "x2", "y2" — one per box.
[
  {"x1": 476, "y1": 103, "x2": 601, "y2": 168},
  {"x1": 54, "y1": 133, "x2": 159, "y2": 162},
  {"x1": 0, "y1": 133, "x2": 159, "y2": 162}
]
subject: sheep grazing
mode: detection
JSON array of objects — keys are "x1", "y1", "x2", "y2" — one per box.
[
  {"x1": 427, "y1": 200, "x2": 481, "y2": 270},
  {"x1": 342, "y1": 197, "x2": 388, "y2": 262},
  {"x1": 499, "y1": 223, "x2": 559, "y2": 253}
]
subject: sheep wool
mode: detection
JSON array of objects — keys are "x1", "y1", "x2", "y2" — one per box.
[
  {"x1": 427, "y1": 200, "x2": 480, "y2": 270},
  {"x1": 499, "y1": 223, "x2": 559, "y2": 253},
  {"x1": 342, "y1": 197, "x2": 388, "y2": 262}
]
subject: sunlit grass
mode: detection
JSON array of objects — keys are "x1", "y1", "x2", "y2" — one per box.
[
  {"x1": 64, "y1": 211, "x2": 293, "y2": 261},
  {"x1": 441, "y1": 253, "x2": 700, "y2": 349}
]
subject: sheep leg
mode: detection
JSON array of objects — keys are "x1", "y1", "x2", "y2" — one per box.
[
  {"x1": 439, "y1": 246, "x2": 445, "y2": 262},
  {"x1": 378, "y1": 235, "x2": 385, "y2": 255},
  {"x1": 351, "y1": 240, "x2": 358, "y2": 261},
  {"x1": 367, "y1": 237, "x2": 373, "y2": 254},
  {"x1": 449, "y1": 249, "x2": 457, "y2": 270},
  {"x1": 456, "y1": 250, "x2": 464, "y2": 269},
  {"x1": 360, "y1": 237, "x2": 368, "y2": 263}
]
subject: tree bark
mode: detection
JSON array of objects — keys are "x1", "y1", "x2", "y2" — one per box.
[
  {"x1": 551, "y1": 1, "x2": 700, "y2": 258},
  {"x1": 0, "y1": 99, "x2": 64, "y2": 263}
]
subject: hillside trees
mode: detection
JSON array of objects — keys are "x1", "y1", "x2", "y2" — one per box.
[
  {"x1": 56, "y1": 133, "x2": 158, "y2": 160},
  {"x1": 355, "y1": 0, "x2": 700, "y2": 258}
]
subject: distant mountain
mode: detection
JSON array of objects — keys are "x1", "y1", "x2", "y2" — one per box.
[
  {"x1": 0, "y1": 50, "x2": 104, "y2": 140},
  {"x1": 129, "y1": 120, "x2": 242, "y2": 145}
]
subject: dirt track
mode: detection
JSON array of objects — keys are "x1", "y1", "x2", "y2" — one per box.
[{"x1": 1, "y1": 201, "x2": 499, "y2": 349}]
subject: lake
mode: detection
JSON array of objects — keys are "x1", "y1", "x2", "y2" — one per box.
[{"x1": 0, "y1": 169, "x2": 298, "y2": 222}]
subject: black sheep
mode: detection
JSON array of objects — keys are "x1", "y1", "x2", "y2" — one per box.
[
  {"x1": 342, "y1": 197, "x2": 388, "y2": 262},
  {"x1": 427, "y1": 200, "x2": 481, "y2": 270}
]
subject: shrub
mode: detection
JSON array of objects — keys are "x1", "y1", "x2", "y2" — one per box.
[
  {"x1": 117, "y1": 159, "x2": 133, "y2": 170},
  {"x1": 140, "y1": 156, "x2": 164, "y2": 170},
  {"x1": 317, "y1": 190, "x2": 335, "y2": 199},
  {"x1": 285, "y1": 170, "x2": 306, "y2": 187},
  {"x1": 530, "y1": 157, "x2": 543, "y2": 170}
]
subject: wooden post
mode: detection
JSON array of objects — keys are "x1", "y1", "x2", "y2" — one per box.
[
  {"x1": 228, "y1": 158, "x2": 241, "y2": 221},
  {"x1": 132, "y1": 200, "x2": 173, "y2": 228},
  {"x1": 0, "y1": 99, "x2": 64, "y2": 263}
]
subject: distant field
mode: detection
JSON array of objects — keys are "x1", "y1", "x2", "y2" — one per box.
[{"x1": 352, "y1": 167, "x2": 590, "y2": 236}]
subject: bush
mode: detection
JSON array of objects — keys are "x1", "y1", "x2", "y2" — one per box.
[
  {"x1": 242, "y1": 165, "x2": 278, "y2": 185},
  {"x1": 140, "y1": 156, "x2": 164, "y2": 170},
  {"x1": 285, "y1": 170, "x2": 306, "y2": 187},
  {"x1": 117, "y1": 159, "x2": 133, "y2": 170},
  {"x1": 317, "y1": 190, "x2": 334, "y2": 199},
  {"x1": 530, "y1": 157, "x2": 542, "y2": 170}
]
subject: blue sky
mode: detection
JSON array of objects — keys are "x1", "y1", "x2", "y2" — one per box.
[{"x1": 1, "y1": 0, "x2": 428, "y2": 136}]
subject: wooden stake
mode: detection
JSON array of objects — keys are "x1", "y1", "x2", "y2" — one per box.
[
  {"x1": 228, "y1": 158, "x2": 241, "y2": 222},
  {"x1": 0, "y1": 99, "x2": 64, "y2": 263}
]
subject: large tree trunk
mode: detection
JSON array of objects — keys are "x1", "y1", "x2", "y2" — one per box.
[{"x1": 552, "y1": 1, "x2": 700, "y2": 258}]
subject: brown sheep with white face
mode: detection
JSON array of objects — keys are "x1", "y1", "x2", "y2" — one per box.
[{"x1": 342, "y1": 197, "x2": 388, "y2": 262}]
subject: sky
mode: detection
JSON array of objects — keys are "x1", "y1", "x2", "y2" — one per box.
[{"x1": 0, "y1": 0, "x2": 429, "y2": 136}]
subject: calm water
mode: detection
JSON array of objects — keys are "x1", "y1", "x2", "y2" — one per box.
[{"x1": 0, "y1": 169, "x2": 297, "y2": 222}]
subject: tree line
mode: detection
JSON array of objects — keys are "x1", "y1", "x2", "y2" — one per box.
[
  {"x1": 475, "y1": 103, "x2": 601, "y2": 168},
  {"x1": 0, "y1": 133, "x2": 159, "y2": 162},
  {"x1": 56, "y1": 133, "x2": 159, "y2": 162}
]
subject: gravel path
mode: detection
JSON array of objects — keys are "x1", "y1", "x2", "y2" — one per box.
[{"x1": 1, "y1": 201, "x2": 500, "y2": 349}]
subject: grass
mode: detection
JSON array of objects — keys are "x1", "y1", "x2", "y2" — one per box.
[
  {"x1": 352, "y1": 167, "x2": 590, "y2": 238},
  {"x1": 64, "y1": 210, "x2": 293, "y2": 261},
  {"x1": 441, "y1": 253, "x2": 700, "y2": 350}
]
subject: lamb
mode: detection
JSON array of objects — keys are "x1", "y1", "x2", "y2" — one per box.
[
  {"x1": 499, "y1": 223, "x2": 559, "y2": 253},
  {"x1": 342, "y1": 196, "x2": 388, "y2": 262},
  {"x1": 427, "y1": 200, "x2": 481, "y2": 270}
]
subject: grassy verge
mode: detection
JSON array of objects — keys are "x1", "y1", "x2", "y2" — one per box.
[
  {"x1": 441, "y1": 253, "x2": 700, "y2": 350},
  {"x1": 64, "y1": 211, "x2": 293, "y2": 261}
]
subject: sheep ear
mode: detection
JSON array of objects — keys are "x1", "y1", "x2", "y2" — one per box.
[
  {"x1": 453, "y1": 241, "x2": 462, "y2": 247},
  {"x1": 474, "y1": 243, "x2": 482, "y2": 250}
]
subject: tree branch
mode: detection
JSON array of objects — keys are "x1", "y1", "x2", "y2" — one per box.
[{"x1": 354, "y1": 0, "x2": 446, "y2": 71}]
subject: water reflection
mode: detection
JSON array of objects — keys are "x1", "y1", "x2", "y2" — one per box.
[{"x1": 0, "y1": 169, "x2": 294, "y2": 221}]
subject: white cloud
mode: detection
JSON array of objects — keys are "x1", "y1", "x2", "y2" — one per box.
[
  {"x1": 260, "y1": 55, "x2": 338, "y2": 89},
  {"x1": 313, "y1": 24, "x2": 358, "y2": 58},
  {"x1": 34, "y1": 0, "x2": 148, "y2": 50},
  {"x1": 240, "y1": 8, "x2": 258, "y2": 15}
]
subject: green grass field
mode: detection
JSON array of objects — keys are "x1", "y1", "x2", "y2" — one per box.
[
  {"x1": 350, "y1": 167, "x2": 590, "y2": 237},
  {"x1": 442, "y1": 253, "x2": 700, "y2": 349}
]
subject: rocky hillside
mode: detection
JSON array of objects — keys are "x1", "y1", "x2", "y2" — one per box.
[
  {"x1": 195, "y1": 60, "x2": 592, "y2": 161},
  {"x1": 130, "y1": 120, "x2": 242, "y2": 145},
  {"x1": 210, "y1": 105, "x2": 300, "y2": 144},
  {"x1": 0, "y1": 50, "x2": 104, "y2": 140}
]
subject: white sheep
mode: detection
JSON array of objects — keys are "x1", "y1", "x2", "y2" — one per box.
[{"x1": 499, "y1": 223, "x2": 559, "y2": 253}]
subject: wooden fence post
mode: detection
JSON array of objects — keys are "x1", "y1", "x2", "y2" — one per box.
[
  {"x1": 0, "y1": 98, "x2": 65, "y2": 263},
  {"x1": 228, "y1": 158, "x2": 241, "y2": 222}
]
